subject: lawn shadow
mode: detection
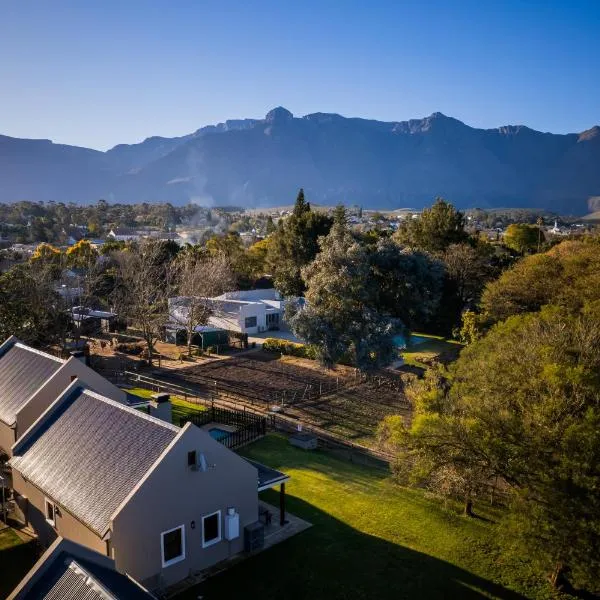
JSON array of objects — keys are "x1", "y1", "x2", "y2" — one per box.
[
  {"x1": 177, "y1": 494, "x2": 530, "y2": 600},
  {"x1": 0, "y1": 536, "x2": 39, "y2": 598}
]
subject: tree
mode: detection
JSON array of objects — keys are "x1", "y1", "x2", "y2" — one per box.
[
  {"x1": 385, "y1": 307, "x2": 600, "y2": 592},
  {"x1": 480, "y1": 239, "x2": 600, "y2": 326},
  {"x1": 289, "y1": 207, "x2": 396, "y2": 371},
  {"x1": 0, "y1": 264, "x2": 70, "y2": 346},
  {"x1": 503, "y1": 223, "x2": 543, "y2": 255},
  {"x1": 368, "y1": 238, "x2": 445, "y2": 330},
  {"x1": 266, "y1": 189, "x2": 332, "y2": 296},
  {"x1": 30, "y1": 242, "x2": 62, "y2": 267},
  {"x1": 394, "y1": 198, "x2": 468, "y2": 254},
  {"x1": 442, "y1": 243, "x2": 493, "y2": 307},
  {"x1": 112, "y1": 241, "x2": 173, "y2": 365},
  {"x1": 171, "y1": 251, "x2": 233, "y2": 355},
  {"x1": 65, "y1": 239, "x2": 98, "y2": 269},
  {"x1": 265, "y1": 215, "x2": 276, "y2": 235}
]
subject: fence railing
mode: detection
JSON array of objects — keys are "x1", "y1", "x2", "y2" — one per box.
[{"x1": 182, "y1": 406, "x2": 267, "y2": 450}]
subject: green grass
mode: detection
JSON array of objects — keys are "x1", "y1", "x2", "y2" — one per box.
[
  {"x1": 178, "y1": 435, "x2": 565, "y2": 600},
  {"x1": 401, "y1": 334, "x2": 463, "y2": 369},
  {"x1": 126, "y1": 387, "x2": 207, "y2": 424},
  {"x1": 0, "y1": 528, "x2": 38, "y2": 598}
]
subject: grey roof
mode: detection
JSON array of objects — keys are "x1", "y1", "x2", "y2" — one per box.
[
  {"x1": 10, "y1": 388, "x2": 179, "y2": 536},
  {"x1": 12, "y1": 542, "x2": 155, "y2": 599},
  {"x1": 245, "y1": 458, "x2": 289, "y2": 491},
  {"x1": 0, "y1": 342, "x2": 64, "y2": 425}
]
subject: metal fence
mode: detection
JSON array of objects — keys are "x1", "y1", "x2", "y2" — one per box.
[{"x1": 183, "y1": 406, "x2": 267, "y2": 450}]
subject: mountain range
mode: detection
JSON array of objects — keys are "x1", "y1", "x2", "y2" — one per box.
[{"x1": 1, "y1": 107, "x2": 599, "y2": 213}]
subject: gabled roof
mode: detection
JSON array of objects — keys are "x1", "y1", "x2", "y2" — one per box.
[
  {"x1": 10, "y1": 387, "x2": 180, "y2": 536},
  {"x1": 8, "y1": 537, "x2": 156, "y2": 600},
  {"x1": 0, "y1": 338, "x2": 64, "y2": 426}
]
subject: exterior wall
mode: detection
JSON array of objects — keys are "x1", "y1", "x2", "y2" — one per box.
[
  {"x1": 0, "y1": 421, "x2": 16, "y2": 456},
  {"x1": 111, "y1": 425, "x2": 258, "y2": 588},
  {"x1": 237, "y1": 303, "x2": 266, "y2": 334},
  {"x1": 15, "y1": 359, "x2": 127, "y2": 439},
  {"x1": 11, "y1": 470, "x2": 106, "y2": 554}
]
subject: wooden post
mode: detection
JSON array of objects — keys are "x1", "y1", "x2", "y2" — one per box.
[{"x1": 280, "y1": 482, "x2": 286, "y2": 526}]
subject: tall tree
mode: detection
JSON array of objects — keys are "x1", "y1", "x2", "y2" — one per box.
[
  {"x1": 503, "y1": 223, "x2": 544, "y2": 255},
  {"x1": 112, "y1": 241, "x2": 173, "y2": 365},
  {"x1": 171, "y1": 251, "x2": 233, "y2": 355},
  {"x1": 382, "y1": 307, "x2": 600, "y2": 592},
  {"x1": 394, "y1": 198, "x2": 468, "y2": 254},
  {"x1": 481, "y1": 238, "x2": 600, "y2": 326},
  {"x1": 289, "y1": 207, "x2": 396, "y2": 370},
  {"x1": 0, "y1": 264, "x2": 69, "y2": 346},
  {"x1": 266, "y1": 189, "x2": 332, "y2": 296}
]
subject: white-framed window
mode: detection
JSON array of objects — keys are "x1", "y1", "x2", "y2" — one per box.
[
  {"x1": 44, "y1": 498, "x2": 56, "y2": 527},
  {"x1": 202, "y1": 510, "x2": 222, "y2": 548},
  {"x1": 161, "y1": 525, "x2": 186, "y2": 568}
]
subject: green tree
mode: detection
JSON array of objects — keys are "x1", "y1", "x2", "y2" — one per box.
[
  {"x1": 265, "y1": 215, "x2": 276, "y2": 235},
  {"x1": 266, "y1": 189, "x2": 332, "y2": 296},
  {"x1": 394, "y1": 198, "x2": 468, "y2": 254},
  {"x1": 369, "y1": 238, "x2": 445, "y2": 330},
  {"x1": 503, "y1": 223, "x2": 543, "y2": 255},
  {"x1": 481, "y1": 238, "x2": 600, "y2": 326},
  {"x1": 65, "y1": 239, "x2": 98, "y2": 269},
  {"x1": 384, "y1": 307, "x2": 600, "y2": 592},
  {"x1": 289, "y1": 207, "x2": 395, "y2": 370},
  {"x1": 0, "y1": 265, "x2": 69, "y2": 345}
]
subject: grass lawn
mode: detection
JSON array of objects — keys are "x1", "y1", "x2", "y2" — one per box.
[
  {"x1": 401, "y1": 333, "x2": 463, "y2": 369},
  {"x1": 0, "y1": 528, "x2": 38, "y2": 598},
  {"x1": 178, "y1": 435, "x2": 565, "y2": 600},
  {"x1": 126, "y1": 387, "x2": 206, "y2": 424}
]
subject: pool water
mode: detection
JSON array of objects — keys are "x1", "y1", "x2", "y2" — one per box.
[
  {"x1": 392, "y1": 334, "x2": 430, "y2": 349},
  {"x1": 208, "y1": 427, "x2": 231, "y2": 441}
]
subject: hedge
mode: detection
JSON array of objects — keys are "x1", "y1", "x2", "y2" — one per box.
[{"x1": 262, "y1": 338, "x2": 318, "y2": 360}]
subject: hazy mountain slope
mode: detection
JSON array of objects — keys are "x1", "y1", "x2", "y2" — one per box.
[
  {"x1": 1, "y1": 108, "x2": 599, "y2": 212},
  {"x1": 0, "y1": 135, "x2": 113, "y2": 202}
]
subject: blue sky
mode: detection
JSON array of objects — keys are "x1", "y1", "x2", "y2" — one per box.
[{"x1": 1, "y1": 0, "x2": 598, "y2": 150}]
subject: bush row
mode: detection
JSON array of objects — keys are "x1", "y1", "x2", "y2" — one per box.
[{"x1": 262, "y1": 338, "x2": 318, "y2": 360}]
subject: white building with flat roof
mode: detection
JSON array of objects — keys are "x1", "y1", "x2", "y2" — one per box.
[{"x1": 169, "y1": 288, "x2": 293, "y2": 335}]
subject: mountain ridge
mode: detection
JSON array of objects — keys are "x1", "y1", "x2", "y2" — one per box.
[{"x1": 1, "y1": 108, "x2": 599, "y2": 213}]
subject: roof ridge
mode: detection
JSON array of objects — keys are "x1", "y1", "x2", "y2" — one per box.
[
  {"x1": 67, "y1": 559, "x2": 117, "y2": 600},
  {"x1": 13, "y1": 342, "x2": 65, "y2": 364},
  {"x1": 81, "y1": 388, "x2": 180, "y2": 432}
]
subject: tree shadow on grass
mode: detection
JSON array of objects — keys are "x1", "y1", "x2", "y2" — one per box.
[
  {"x1": 0, "y1": 537, "x2": 39, "y2": 598},
  {"x1": 176, "y1": 495, "x2": 531, "y2": 600}
]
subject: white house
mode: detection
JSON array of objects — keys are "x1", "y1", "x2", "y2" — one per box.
[{"x1": 169, "y1": 289, "x2": 296, "y2": 336}]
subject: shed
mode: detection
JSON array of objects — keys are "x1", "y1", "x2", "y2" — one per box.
[{"x1": 192, "y1": 326, "x2": 229, "y2": 349}]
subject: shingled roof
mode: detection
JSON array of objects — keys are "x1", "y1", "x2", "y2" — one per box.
[
  {"x1": 0, "y1": 339, "x2": 64, "y2": 426},
  {"x1": 10, "y1": 387, "x2": 180, "y2": 536},
  {"x1": 8, "y1": 538, "x2": 156, "y2": 600}
]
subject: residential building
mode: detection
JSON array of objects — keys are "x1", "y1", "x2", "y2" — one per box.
[
  {"x1": 8, "y1": 537, "x2": 156, "y2": 600},
  {"x1": 0, "y1": 336, "x2": 128, "y2": 456},
  {"x1": 169, "y1": 288, "x2": 296, "y2": 336},
  {"x1": 9, "y1": 382, "x2": 260, "y2": 590},
  {"x1": 107, "y1": 228, "x2": 141, "y2": 242}
]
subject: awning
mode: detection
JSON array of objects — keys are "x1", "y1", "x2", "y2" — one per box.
[{"x1": 245, "y1": 458, "x2": 290, "y2": 492}]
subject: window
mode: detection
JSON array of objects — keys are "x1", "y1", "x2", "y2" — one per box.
[
  {"x1": 244, "y1": 316, "x2": 257, "y2": 329},
  {"x1": 44, "y1": 498, "x2": 56, "y2": 527},
  {"x1": 161, "y1": 525, "x2": 185, "y2": 568},
  {"x1": 202, "y1": 511, "x2": 221, "y2": 548},
  {"x1": 187, "y1": 450, "x2": 197, "y2": 467}
]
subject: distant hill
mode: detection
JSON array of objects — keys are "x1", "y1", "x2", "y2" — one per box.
[{"x1": 1, "y1": 107, "x2": 599, "y2": 213}]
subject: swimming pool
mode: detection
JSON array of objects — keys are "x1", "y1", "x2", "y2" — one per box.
[
  {"x1": 392, "y1": 334, "x2": 430, "y2": 349},
  {"x1": 208, "y1": 427, "x2": 231, "y2": 441}
]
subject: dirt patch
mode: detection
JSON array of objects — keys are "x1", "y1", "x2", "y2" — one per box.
[{"x1": 161, "y1": 352, "x2": 358, "y2": 404}]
